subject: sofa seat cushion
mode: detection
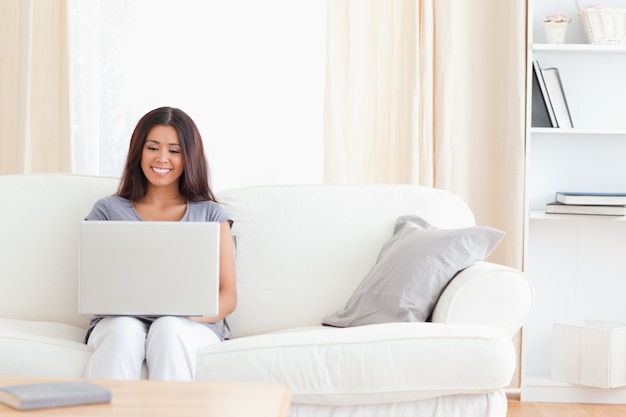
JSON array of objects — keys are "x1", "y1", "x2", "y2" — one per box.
[
  {"x1": 196, "y1": 322, "x2": 515, "y2": 406},
  {"x1": 0, "y1": 318, "x2": 92, "y2": 377}
]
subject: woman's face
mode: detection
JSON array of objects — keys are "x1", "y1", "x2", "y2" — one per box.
[{"x1": 141, "y1": 125, "x2": 184, "y2": 189}]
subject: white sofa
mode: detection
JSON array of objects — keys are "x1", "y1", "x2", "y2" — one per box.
[{"x1": 0, "y1": 174, "x2": 533, "y2": 417}]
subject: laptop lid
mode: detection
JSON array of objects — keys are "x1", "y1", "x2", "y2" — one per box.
[{"x1": 78, "y1": 221, "x2": 220, "y2": 317}]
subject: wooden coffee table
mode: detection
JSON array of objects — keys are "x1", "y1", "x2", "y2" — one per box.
[{"x1": 0, "y1": 379, "x2": 290, "y2": 417}]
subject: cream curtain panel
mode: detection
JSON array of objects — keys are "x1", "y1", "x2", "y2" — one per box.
[
  {"x1": 324, "y1": 0, "x2": 527, "y2": 270},
  {"x1": 0, "y1": 0, "x2": 71, "y2": 174}
]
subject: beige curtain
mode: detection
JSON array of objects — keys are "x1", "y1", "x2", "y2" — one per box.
[
  {"x1": 0, "y1": 0, "x2": 71, "y2": 174},
  {"x1": 324, "y1": 0, "x2": 527, "y2": 271},
  {"x1": 324, "y1": 0, "x2": 527, "y2": 390}
]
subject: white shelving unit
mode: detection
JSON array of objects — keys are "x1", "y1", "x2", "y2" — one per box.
[{"x1": 522, "y1": 0, "x2": 626, "y2": 404}]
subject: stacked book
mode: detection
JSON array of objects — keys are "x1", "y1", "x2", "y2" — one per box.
[{"x1": 546, "y1": 192, "x2": 626, "y2": 216}]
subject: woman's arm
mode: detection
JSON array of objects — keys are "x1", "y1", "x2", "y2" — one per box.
[{"x1": 190, "y1": 220, "x2": 237, "y2": 323}]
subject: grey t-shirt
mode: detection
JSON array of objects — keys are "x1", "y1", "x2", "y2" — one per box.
[
  {"x1": 84, "y1": 195, "x2": 233, "y2": 343},
  {"x1": 86, "y1": 195, "x2": 232, "y2": 224}
]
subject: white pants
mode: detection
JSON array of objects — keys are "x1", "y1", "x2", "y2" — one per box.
[{"x1": 83, "y1": 316, "x2": 220, "y2": 381}]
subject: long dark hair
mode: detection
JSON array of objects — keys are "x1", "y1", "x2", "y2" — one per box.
[{"x1": 117, "y1": 107, "x2": 216, "y2": 202}]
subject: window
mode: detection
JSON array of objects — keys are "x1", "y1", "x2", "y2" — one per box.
[{"x1": 69, "y1": 0, "x2": 326, "y2": 190}]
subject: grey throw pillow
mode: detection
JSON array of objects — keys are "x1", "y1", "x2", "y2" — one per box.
[{"x1": 322, "y1": 215, "x2": 505, "y2": 327}]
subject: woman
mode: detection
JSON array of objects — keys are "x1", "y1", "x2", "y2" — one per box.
[{"x1": 82, "y1": 106, "x2": 237, "y2": 380}]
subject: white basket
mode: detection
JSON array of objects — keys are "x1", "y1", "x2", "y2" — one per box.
[{"x1": 576, "y1": 0, "x2": 626, "y2": 44}]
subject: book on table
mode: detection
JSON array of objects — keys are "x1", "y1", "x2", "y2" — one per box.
[
  {"x1": 0, "y1": 381, "x2": 111, "y2": 410},
  {"x1": 546, "y1": 201, "x2": 626, "y2": 216},
  {"x1": 556, "y1": 192, "x2": 626, "y2": 206}
]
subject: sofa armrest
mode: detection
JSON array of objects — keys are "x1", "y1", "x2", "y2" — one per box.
[{"x1": 430, "y1": 262, "x2": 534, "y2": 337}]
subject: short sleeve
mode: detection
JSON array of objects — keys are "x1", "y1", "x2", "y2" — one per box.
[
  {"x1": 84, "y1": 196, "x2": 140, "y2": 221},
  {"x1": 85, "y1": 197, "x2": 111, "y2": 220},
  {"x1": 185, "y1": 200, "x2": 232, "y2": 226}
]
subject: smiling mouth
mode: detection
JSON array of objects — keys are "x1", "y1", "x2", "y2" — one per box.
[{"x1": 152, "y1": 167, "x2": 171, "y2": 175}]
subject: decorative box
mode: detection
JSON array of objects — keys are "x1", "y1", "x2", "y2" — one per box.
[{"x1": 552, "y1": 319, "x2": 626, "y2": 388}]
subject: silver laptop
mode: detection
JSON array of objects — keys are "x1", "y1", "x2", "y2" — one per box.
[{"x1": 78, "y1": 221, "x2": 220, "y2": 317}]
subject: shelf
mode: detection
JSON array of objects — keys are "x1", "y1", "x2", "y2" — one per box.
[
  {"x1": 530, "y1": 210, "x2": 626, "y2": 221},
  {"x1": 533, "y1": 43, "x2": 626, "y2": 53},
  {"x1": 522, "y1": 374, "x2": 626, "y2": 404},
  {"x1": 525, "y1": 0, "x2": 626, "y2": 404},
  {"x1": 530, "y1": 128, "x2": 626, "y2": 135}
]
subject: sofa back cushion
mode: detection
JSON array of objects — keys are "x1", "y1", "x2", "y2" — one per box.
[
  {"x1": 0, "y1": 174, "x2": 118, "y2": 328},
  {"x1": 0, "y1": 176, "x2": 475, "y2": 336},
  {"x1": 216, "y1": 184, "x2": 475, "y2": 338}
]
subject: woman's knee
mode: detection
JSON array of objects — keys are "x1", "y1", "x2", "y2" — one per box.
[
  {"x1": 147, "y1": 317, "x2": 219, "y2": 349},
  {"x1": 147, "y1": 316, "x2": 185, "y2": 338},
  {"x1": 84, "y1": 317, "x2": 148, "y2": 380},
  {"x1": 89, "y1": 316, "x2": 148, "y2": 348}
]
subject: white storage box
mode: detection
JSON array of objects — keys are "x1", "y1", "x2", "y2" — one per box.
[
  {"x1": 576, "y1": 0, "x2": 626, "y2": 45},
  {"x1": 552, "y1": 320, "x2": 626, "y2": 388}
]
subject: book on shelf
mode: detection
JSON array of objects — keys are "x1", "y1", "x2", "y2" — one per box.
[
  {"x1": 546, "y1": 201, "x2": 626, "y2": 216},
  {"x1": 531, "y1": 60, "x2": 557, "y2": 127},
  {"x1": 556, "y1": 192, "x2": 626, "y2": 206},
  {"x1": 541, "y1": 67, "x2": 573, "y2": 128},
  {"x1": 0, "y1": 381, "x2": 111, "y2": 411}
]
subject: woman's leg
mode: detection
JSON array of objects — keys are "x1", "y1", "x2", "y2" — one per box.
[
  {"x1": 146, "y1": 316, "x2": 220, "y2": 381},
  {"x1": 83, "y1": 316, "x2": 148, "y2": 379}
]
